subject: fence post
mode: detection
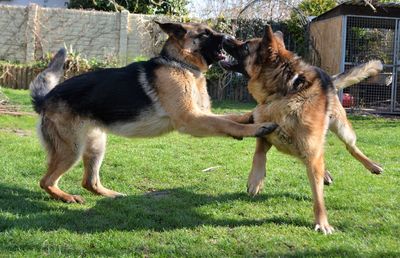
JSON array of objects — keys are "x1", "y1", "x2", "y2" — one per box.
[
  {"x1": 119, "y1": 10, "x2": 129, "y2": 66},
  {"x1": 26, "y1": 4, "x2": 39, "y2": 63}
]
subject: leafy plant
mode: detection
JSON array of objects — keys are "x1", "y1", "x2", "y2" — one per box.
[
  {"x1": 285, "y1": 0, "x2": 337, "y2": 57},
  {"x1": 68, "y1": 0, "x2": 189, "y2": 16},
  {"x1": 298, "y1": 0, "x2": 337, "y2": 16}
]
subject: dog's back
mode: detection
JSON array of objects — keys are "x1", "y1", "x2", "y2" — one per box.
[{"x1": 42, "y1": 62, "x2": 154, "y2": 125}]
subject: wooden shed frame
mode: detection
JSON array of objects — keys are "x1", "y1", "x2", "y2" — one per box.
[{"x1": 310, "y1": 2, "x2": 400, "y2": 114}]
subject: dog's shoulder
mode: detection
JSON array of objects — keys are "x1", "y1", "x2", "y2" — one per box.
[{"x1": 149, "y1": 56, "x2": 205, "y2": 91}]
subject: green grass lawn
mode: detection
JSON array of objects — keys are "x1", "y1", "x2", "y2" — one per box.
[{"x1": 0, "y1": 88, "x2": 399, "y2": 257}]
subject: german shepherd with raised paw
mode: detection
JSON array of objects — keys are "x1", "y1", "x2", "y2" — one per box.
[
  {"x1": 29, "y1": 22, "x2": 277, "y2": 204},
  {"x1": 221, "y1": 25, "x2": 383, "y2": 234}
]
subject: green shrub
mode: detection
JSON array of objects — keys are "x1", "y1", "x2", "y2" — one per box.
[{"x1": 285, "y1": 0, "x2": 337, "y2": 57}]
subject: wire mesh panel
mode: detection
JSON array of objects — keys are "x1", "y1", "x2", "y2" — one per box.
[
  {"x1": 396, "y1": 67, "x2": 400, "y2": 111},
  {"x1": 344, "y1": 16, "x2": 397, "y2": 113},
  {"x1": 345, "y1": 17, "x2": 395, "y2": 64},
  {"x1": 396, "y1": 20, "x2": 400, "y2": 112},
  {"x1": 343, "y1": 65, "x2": 393, "y2": 112}
]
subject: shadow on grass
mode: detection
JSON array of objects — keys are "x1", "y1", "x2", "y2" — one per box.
[
  {"x1": 2, "y1": 184, "x2": 398, "y2": 257},
  {"x1": 0, "y1": 183, "x2": 311, "y2": 233}
]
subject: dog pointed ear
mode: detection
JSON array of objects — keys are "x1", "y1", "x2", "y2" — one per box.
[
  {"x1": 274, "y1": 31, "x2": 287, "y2": 49},
  {"x1": 262, "y1": 25, "x2": 274, "y2": 46},
  {"x1": 155, "y1": 21, "x2": 187, "y2": 39},
  {"x1": 274, "y1": 31, "x2": 284, "y2": 41}
]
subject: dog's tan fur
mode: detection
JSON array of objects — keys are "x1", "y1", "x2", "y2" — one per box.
[
  {"x1": 32, "y1": 22, "x2": 276, "y2": 203},
  {"x1": 223, "y1": 25, "x2": 382, "y2": 234},
  {"x1": 242, "y1": 36, "x2": 382, "y2": 193},
  {"x1": 249, "y1": 32, "x2": 334, "y2": 233}
]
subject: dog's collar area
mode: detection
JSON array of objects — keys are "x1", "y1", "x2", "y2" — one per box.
[{"x1": 159, "y1": 55, "x2": 201, "y2": 76}]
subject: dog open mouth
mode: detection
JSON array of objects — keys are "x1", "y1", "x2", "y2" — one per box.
[
  {"x1": 218, "y1": 49, "x2": 240, "y2": 72},
  {"x1": 214, "y1": 45, "x2": 227, "y2": 61},
  {"x1": 219, "y1": 55, "x2": 238, "y2": 70},
  {"x1": 218, "y1": 47, "x2": 248, "y2": 76},
  {"x1": 203, "y1": 44, "x2": 228, "y2": 65}
]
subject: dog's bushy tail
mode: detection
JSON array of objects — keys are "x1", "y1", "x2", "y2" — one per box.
[
  {"x1": 332, "y1": 60, "x2": 383, "y2": 91},
  {"x1": 30, "y1": 48, "x2": 67, "y2": 113}
]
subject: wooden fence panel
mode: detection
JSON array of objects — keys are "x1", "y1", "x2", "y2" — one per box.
[
  {"x1": 0, "y1": 64, "x2": 255, "y2": 102},
  {"x1": 0, "y1": 65, "x2": 42, "y2": 90}
]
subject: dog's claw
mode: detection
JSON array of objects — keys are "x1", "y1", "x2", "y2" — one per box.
[
  {"x1": 62, "y1": 195, "x2": 85, "y2": 204},
  {"x1": 255, "y1": 123, "x2": 278, "y2": 137},
  {"x1": 247, "y1": 183, "x2": 262, "y2": 196},
  {"x1": 247, "y1": 173, "x2": 265, "y2": 196},
  {"x1": 324, "y1": 170, "x2": 333, "y2": 186},
  {"x1": 370, "y1": 163, "x2": 383, "y2": 175},
  {"x1": 314, "y1": 224, "x2": 334, "y2": 235}
]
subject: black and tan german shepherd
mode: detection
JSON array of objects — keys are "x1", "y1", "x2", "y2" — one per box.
[
  {"x1": 30, "y1": 22, "x2": 277, "y2": 204},
  {"x1": 220, "y1": 25, "x2": 383, "y2": 234}
]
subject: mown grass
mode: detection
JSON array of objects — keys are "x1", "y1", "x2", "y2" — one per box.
[
  {"x1": 0, "y1": 88, "x2": 399, "y2": 257},
  {"x1": 1, "y1": 88, "x2": 33, "y2": 112}
]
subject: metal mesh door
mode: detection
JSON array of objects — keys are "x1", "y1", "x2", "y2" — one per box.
[
  {"x1": 343, "y1": 16, "x2": 397, "y2": 113},
  {"x1": 396, "y1": 68, "x2": 400, "y2": 111},
  {"x1": 396, "y1": 20, "x2": 400, "y2": 112}
]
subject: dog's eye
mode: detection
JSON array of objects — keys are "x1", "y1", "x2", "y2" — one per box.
[
  {"x1": 197, "y1": 33, "x2": 209, "y2": 39},
  {"x1": 197, "y1": 29, "x2": 212, "y2": 39},
  {"x1": 243, "y1": 43, "x2": 249, "y2": 53}
]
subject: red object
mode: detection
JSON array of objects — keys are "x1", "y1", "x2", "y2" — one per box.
[{"x1": 342, "y1": 93, "x2": 354, "y2": 108}]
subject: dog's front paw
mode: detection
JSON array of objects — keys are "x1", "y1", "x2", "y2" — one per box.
[
  {"x1": 369, "y1": 162, "x2": 383, "y2": 175},
  {"x1": 314, "y1": 223, "x2": 334, "y2": 235},
  {"x1": 255, "y1": 123, "x2": 278, "y2": 137}
]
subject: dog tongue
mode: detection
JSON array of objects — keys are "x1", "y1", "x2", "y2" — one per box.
[{"x1": 217, "y1": 53, "x2": 226, "y2": 60}]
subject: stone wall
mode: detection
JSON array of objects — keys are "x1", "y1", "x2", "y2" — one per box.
[
  {"x1": 0, "y1": 4, "x2": 170, "y2": 64},
  {"x1": 0, "y1": 5, "x2": 28, "y2": 62}
]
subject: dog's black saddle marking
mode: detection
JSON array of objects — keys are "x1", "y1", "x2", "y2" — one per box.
[{"x1": 43, "y1": 60, "x2": 161, "y2": 125}]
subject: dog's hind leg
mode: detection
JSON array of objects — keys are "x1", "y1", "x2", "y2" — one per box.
[
  {"x1": 305, "y1": 153, "x2": 334, "y2": 234},
  {"x1": 81, "y1": 128, "x2": 125, "y2": 198},
  {"x1": 247, "y1": 138, "x2": 271, "y2": 196},
  {"x1": 329, "y1": 104, "x2": 383, "y2": 174},
  {"x1": 39, "y1": 117, "x2": 86, "y2": 203}
]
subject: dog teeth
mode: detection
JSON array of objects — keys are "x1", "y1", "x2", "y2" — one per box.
[{"x1": 221, "y1": 49, "x2": 234, "y2": 60}]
